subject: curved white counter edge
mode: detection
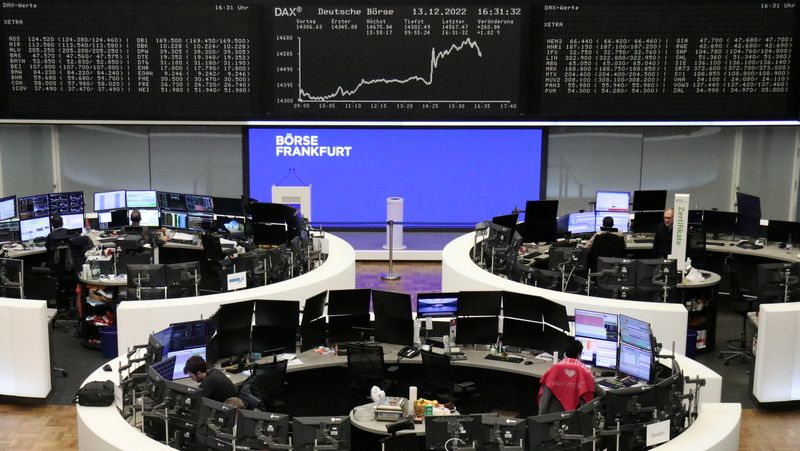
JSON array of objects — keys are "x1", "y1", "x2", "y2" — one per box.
[
  {"x1": 753, "y1": 302, "x2": 800, "y2": 403},
  {"x1": 0, "y1": 298, "x2": 50, "y2": 398},
  {"x1": 78, "y1": 351, "x2": 735, "y2": 451},
  {"x1": 442, "y1": 233, "x2": 689, "y2": 353},
  {"x1": 117, "y1": 234, "x2": 356, "y2": 356}
]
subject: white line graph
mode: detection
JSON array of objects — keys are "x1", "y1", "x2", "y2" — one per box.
[{"x1": 296, "y1": 36, "x2": 512, "y2": 103}]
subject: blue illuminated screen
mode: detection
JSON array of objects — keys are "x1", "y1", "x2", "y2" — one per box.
[
  {"x1": 618, "y1": 343, "x2": 652, "y2": 381},
  {"x1": 248, "y1": 128, "x2": 543, "y2": 226}
]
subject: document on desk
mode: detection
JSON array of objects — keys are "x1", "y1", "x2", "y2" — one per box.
[
  {"x1": 172, "y1": 232, "x2": 195, "y2": 242},
  {"x1": 646, "y1": 420, "x2": 670, "y2": 447},
  {"x1": 287, "y1": 359, "x2": 303, "y2": 367}
]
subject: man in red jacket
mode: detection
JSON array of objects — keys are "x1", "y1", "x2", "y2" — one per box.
[{"x1": 537, "y1": 340, "x2": 596, "y2": 414}]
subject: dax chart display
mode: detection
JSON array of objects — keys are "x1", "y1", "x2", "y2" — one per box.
[{"x1": 270, "y1": 2, "x2": 530, "y2": 119}]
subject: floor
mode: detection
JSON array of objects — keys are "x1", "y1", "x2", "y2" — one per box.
[{"x1": 1, "y1": 231, "x2": 799, "y2": 449}]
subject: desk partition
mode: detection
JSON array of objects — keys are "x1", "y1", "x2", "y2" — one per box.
[
  {"x1": 0, "y1": 298, "x2": 50, "y2": 398},
  {"x1": 752, "y1": 302, "x2": 800, "y2": 404},
  {"x1": 442, "y1": 233, "x2": 690, "y2": 352},
  {"x1": 116, "y1": 234, "x2": 355, "y2": 356}
]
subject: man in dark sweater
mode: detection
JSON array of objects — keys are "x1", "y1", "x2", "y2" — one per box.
[
  {"x1": 653, "y1": 208, "x2": 674, "y2": 258},
  {"x1": 183, "y1": 355, "x2": 236, "y2": 403}
]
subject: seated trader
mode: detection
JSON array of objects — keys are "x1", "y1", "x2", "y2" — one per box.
[
  {"x1": 537, "y1": 340, "x2": 596, "y2": 414},
  {"x1": 129, "y1": 209, "x2": 142, "y2": 227},
  {"x1": 45, "y1": 215, "x2": 71, "y2": 251},
  {"x1": 585, "y1": 216, "x2": 626, "y2": 272},
  {"x1": 653, "y1": 208, "x2": 673, "y2": 258},
  {"x1": 183, "y1": 355, "x2": 236, "y2": 403}
]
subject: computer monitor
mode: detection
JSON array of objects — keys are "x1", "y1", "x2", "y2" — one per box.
[
  {"x1": 523, "y1": 200, "x2": 558, "y2": 243},
  {"x1": 618, "y1": 342, "x2": 653, "y2": 382},
  {"x1": 327, "y1": 289, "x2": 371, "y2": 316},
  {"x1": 619, "y1": 315, "x2": 652, "y2": 350},
  {"x1": 212, "y1": 196, "x2": 245, "y2": 217},
  {"x1": 149, "y1": 356, "x2": 177, "y2": 384},
  {"x1": 577, "y1": 336, "x2": 618, "y2": 369},
  {"x1": 755, "y1": 262, "x2": 800, "y2": 302},
  {"x1": 416, "y1": 292, "x2": 459, "y2": 318},
  {"x1": 594, "y1": 211, "x2": 629, "y2": 233},
  {"x1": 0, "y1": 221, "x2": 20, "y2": 243},
  {"x1": 371, "y1": 290, "x2": 414, "y2": 345},
  {"x1": 596, "y1": 257, "x2": 637, "y2": 287},
  {"x1": 567, "y1": 211, "x2": 596, "y2": 234},
  {"x1": 328, "y1": 313, "x2": 371, "y2": 344},
  {"x1": 767, "y1": 219, "x2": 800, "y2": 244},
  {"x1": 574, "y1": 309, "x2": 618, "y2": 341},
  {"x1": 736, "y1": 192, "x2": 761, "y2": 218},
  {"x1": 636, "y1": 259, "x2": 678, "y2": 298},
  {"x1": 482, "y1": 415, "x2": 526, "y2": 449},
  {"x1": 48, "y1": 191, "x2": 84, "y2": 215},
  {"x1": 632, "y1": 190, "x2": 667, "y2": 212},
  {"x1": 458, "y1": 291, "x2": 502, "y2": 317},
  {"x1": 124, "y1": 190, "x2": 157, "y2": 209},
  {"x1": 0, "y1": 195, "x2": 16, "y2": 221},
  {"x1": 688, "y1": 209, "x2": 703, "y2": 225},
  {"x1": 735, "y1": 213, "x2": 760, "y2": 238},
  {"x1": 0, "y1": 257, "x2": 24, "y2": 298},
  {"x1": 603, "y1": 384, "x2": 657, "y2": 426},
  {"x1": 216, "y1": 215, "x2": 246, "y2": 235},
  {"x1": 185, "y1": 194, "x2": 214, "y2": 213},
  {"x1": 157, "y1": 191, "x2": 187, "y2": 211},
  {"x1": 491, "y1": 213, "x2": 519, "y2": 243},
  {"x1": 455, "y1": 317, "x2": 499, "y2": 345},
  {"x1": 253, "y1": 222, "x2": 289, "y2": 246},
  {"x1": 97, "y1": 208, "x2": 129, "y2": 231},
  {"x1": 60, "y1": 213, "x2": 85, "y2": 231},
  {"x1": 127, "y1": 264, "x2": 167, "y2": 288},
  {"x1": 197, "y1": 397, "x2": 237, "y2": 449},
  {"x1": 425, "y1": 415, "x2": 482, "y2": 451},
  {"x1": 18, "y1": 194, "x2": 49, "y2": 220},
  {"x1": 148, "y1": 331, "x2": 168, "y2": 364},
  {"x1": 214, "y1": 300, "x2": 255, "y2": 333},
  {"x1": 236, "y1": 410, "x2": 290, "y2": 450},
  {"x1": 252, "y1": 324, "x2": 297, "y2": 355},
  {"x1": 160, "y1": 210, "x2": 188, "y2": 229},
  {"x1": 19, "y1": 216, "x2": 50, "y2": 241},
  {"x1": 528, "y1": 402, "x2": 598, "y2": 451},
  {"x1": 631, "y1": 211, "x2": 663, "y2": 234},
  {"x1": 501, "y1": 291, "x2": 543, "y2": 322},
  {"x1": 702, "y1": 210, "x2": 737, "y2": 236},
  {"x1": 300, "y1": 317, "x2": 327, "y2": 352},
  {"x1": 596, "y1": 191, "x2": 630, "y2": 212},
  {"x1": 302, "y1": 291, "x2": 327, "y2": 324},
  {"x1": 165, "y1": 261, "x2": 200, "y2": 297},
  {"x1": 293, "y1": 416, "x2": 351, "y2": 451},
  {"x1": 501, "y1": 318, "x2": 545, "y2": 351},
  {"x1": 94, "y1": 190, "x2": 126, "y2": 212},
  {"x1": 213, "y1": 328, "x2": 253, "y2": 361},
  {"x1": 536, "y1": 268, "x2": 562, "y2": 291},
  {"x1": 187, "y1": 213, "x2": 214, "y2": 231},
  {"x1": 547, "y1": 246, "x2": 587, "y2": 272},
  {"x1": 130, "y1": 209, "x2": 160, "y2": 227},
  {"x1": 168, "y1": 319, "x2": 209, "y2": 352}
]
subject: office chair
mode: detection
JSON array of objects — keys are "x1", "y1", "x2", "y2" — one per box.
[
  {"x1": 28, "y1": 242, "x2": 78, "y2": 332},
  {"x1": 247, "y1": 359, "x2": 289, "y2": 412},
  {"x1": 346, "y1": 344, "x2": 395, "y2": 407},
  {"x1": 719, "y1": 254, "x2": 758, "y2": 366},
  {"x1": 419, "y1": 350, "x2": 478, "y2": 411},
  {"x1": 587, "y1": 232, "x2": 626, "y2": 273}
]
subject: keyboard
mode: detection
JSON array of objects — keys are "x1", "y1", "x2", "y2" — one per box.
[
  {"x1": 484, "y1": 354, "x2": 524, "y2": 364},
  {"x1": 632, "y1": 239, "x2": 653, "y2": 244},
  {"x1": 598, "y1": 377, "x2": 637, "y2": 389},
  {"x1": 706, "y1": 241, "x2": 726, "y2": 246},
  {"x1": 449, "y1": 353, "x2": 467, "y2": 361}
]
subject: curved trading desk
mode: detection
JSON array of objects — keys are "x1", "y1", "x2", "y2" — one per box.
[
  {"x1": 76, "y1": 346, "x2": 736, "y2": 451},
  {"x1": 115, "y1": 234, "x2": 356, "y2": 356},
  {"x1": 442, "y1": 233, "x2": 692, "y2": 352},
  {"x1": 0, "y1": 298, "x2": 50, "y2": 398}
]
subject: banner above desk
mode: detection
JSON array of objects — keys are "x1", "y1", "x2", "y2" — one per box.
[{"x1": 0, "y1": 0, "x2": 798, "y2": 122}]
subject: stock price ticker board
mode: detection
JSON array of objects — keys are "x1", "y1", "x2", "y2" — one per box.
[
  {"x1": 536, "y1": 0, "x2": 800, "y2": 120},
  {"x1": 0, "y1": 0, "x2": 265, "y2": 120},
  {"x1": 0, "y1": 0, "x2": 798, "y2": 122}
]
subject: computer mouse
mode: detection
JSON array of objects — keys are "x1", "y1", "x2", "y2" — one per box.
[
  {"x1": 524, "y1": 360, "x2": 533, "y2": 365},
  {"x1": 103, "y1": 364, "x2": 112, "y2": 371}
]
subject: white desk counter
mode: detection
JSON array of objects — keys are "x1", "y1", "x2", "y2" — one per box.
[
  {"x1": 752, "y1": 302, "x2": 800, "y2": 404},
  {"x1": 442, "y1": 233, "x2": 690, "y2": 352},
  {"x1": 78, "y1": 348, "x2": 733, "y2": 451},
  {"x1": 116, "y1": 234, "x2": 356, "y2": 356}
]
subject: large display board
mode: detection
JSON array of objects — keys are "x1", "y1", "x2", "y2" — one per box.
[
  {"x1": 0, "y1": 0, "x2": 797, "y2": 121},
  {"x1": 247, "y1": 127, "x2": 543, "y2": 226}
]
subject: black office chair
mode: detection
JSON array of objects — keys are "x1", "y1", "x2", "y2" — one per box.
[
  {"x1": 346, "y1": 344, "x2": 395, "y2": 407},
  {"x1": 419, "y1": 350, "x2": 478, "y2": 411},
  {"x1": 587, "y1": 232, "x2": 626, "y2": 273},
  {"x1": 719, "y1": 254, "x2": 758, "y2": 366},
  {"x1": 246, "y1": 359, "x2": 289, "y2": 412}
]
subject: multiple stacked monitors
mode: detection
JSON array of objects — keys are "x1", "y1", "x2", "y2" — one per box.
[
  {"x1": 618, "y1": 315, "x2": 653, "y2": 382},
  {"x1": 574, "y1": 309, "x2": 619, "y2": 369}
]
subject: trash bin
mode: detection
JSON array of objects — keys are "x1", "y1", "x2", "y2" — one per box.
[
  {"x1": 100, "y1": 326, "x2": 118, "y2": 359},
  {"x1": 685, "y1": 329, "x2": 698, "y2": 358}
]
